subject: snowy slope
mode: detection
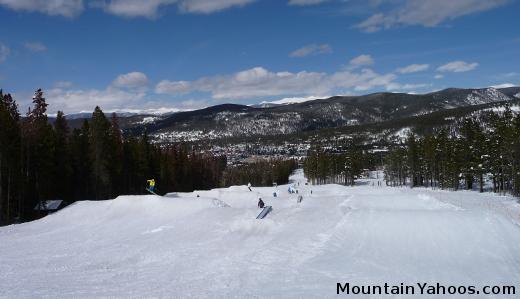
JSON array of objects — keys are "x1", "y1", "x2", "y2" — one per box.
[{"x1": 1, "y1": 171, "x2": 520, "y2": 298}]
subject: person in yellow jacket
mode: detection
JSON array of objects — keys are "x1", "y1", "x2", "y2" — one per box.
[{"x1": 146, "y1": 179, "x2": 156, "y2": 192}]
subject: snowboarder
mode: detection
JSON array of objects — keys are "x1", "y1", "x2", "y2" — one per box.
[
  {"x1": 258, "y1": 198, "x2": 265, "y2": 209},
  {"x1": 146, "y1": 179, "x2": 156, "y2": 192},
  {"x1": 297, "y1": 195, "x2": 303, "y2": 203},
  {"x1": 248, "y1": 182, "x2": 252, "y2": 191}
]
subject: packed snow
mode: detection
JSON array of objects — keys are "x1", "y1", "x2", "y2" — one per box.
[{"x1": 1, "y1": 170, "x2": 520, "y2": 298}]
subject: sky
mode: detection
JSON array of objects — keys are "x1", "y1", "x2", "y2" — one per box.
[{"x1": 0, "y1": 0, "x2": 519, "y2": 114}]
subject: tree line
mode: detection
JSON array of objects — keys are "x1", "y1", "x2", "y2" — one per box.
[
  {"x1": 221, "y1": 159, "x2": 298, "y2": 187},
  {"x1": 303, "y1": 137, "x2": 372, "y2": 186},
  {"x1": 385, "y1": 106, "x2": 520, "y2": 196},
  {"x1": 0, "y1": 89, "x2": 231, "y2": 225}
]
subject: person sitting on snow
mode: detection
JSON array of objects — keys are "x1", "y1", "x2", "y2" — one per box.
[
  {"x1": 258, "y1": 198, "x2": 265, "y2": 209},
  {"x1": 146, "y1": 179, "x2": 156, "y2": 192}
]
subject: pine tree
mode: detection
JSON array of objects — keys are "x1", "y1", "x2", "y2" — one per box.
[
  {"x1": 406, "y1": 133, "x2": 421, "y2": 187},
  {"x1": 89, "y1": 106, "x2": 111, "y2": 200},
  {"x1": 53, "y1": 111, "x2": 72, "y2": 200},
  {"x1": 22, "y1": 89, "x2": 55, "y2": 218},
  {"x1": 108, "y1": 113, "x2": 123, "y2": 197},
  {"x1": 0, "y1": 91, "x2": 21, "y2": 224}
]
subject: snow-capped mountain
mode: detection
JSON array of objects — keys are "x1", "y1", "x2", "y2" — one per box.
[
  {"x1": 55, "y1": 87, "x2": 519, "y2": 142},
  {"x1": 131, "y1": 87, "x2": 518, "y2": 142}
]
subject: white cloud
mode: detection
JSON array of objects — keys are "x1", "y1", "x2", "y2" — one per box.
[
  {"x1": 288, "y1": 0, "x2": 328, "y2": 6},
  {"x1": 396, "y1": 64, "x2": 429, "y2": 74},
  {"x1": 434, "y1": 74, "x2": 444, "y2": 79},
  {"x1": 0, "y1": 0, "x2": 84, "y2": 17},
  {"x1": 349, "y1": 54, "x2": 374, "y2": 68},
  {"x1": 24, "y1": 41, "x2": 47, "y2": 52},
  {"x1": 156, "y1": 80, "x2": 191, "y2": 94},
  {"x1": 178, "y1": 0, "x2": 255, "y2": 14},
  {"x1": 38, "y1": 72, "x2": 152, "y2": 113},
  {"x1": 155, "y1": 66, "x2": 398, "y2": 99},
  {"x1": 99, "y1": 0, "x2": 176, "y2": 18},
  {"x1": 356, "y1": 0, "x2": 509, "y2": 32},
  {"x1": 99, "y1": 0, "x2": 255, "y2": 18},
  {"x1": 289, "y1": 44, "x2": 332, "y2": 58},
  {"x1": 45, "y1": 86, "x2": 147, "y2": 114},
  {"x1": 437, "y1": 61, "x2": 478, "y2": 73},
  {"x1": 112, "y1": 72, "x2": 149, "y2": 89},
  {"x1": 0, "y1": 43, "x2": 9, "y2": 63}
]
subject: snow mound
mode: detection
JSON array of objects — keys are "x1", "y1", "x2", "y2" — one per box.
[
  {"x1": 2, "y1": 170, "x2": 520, "y2": 298},
  {"x1": 417, "y1": 193, "x2": 464, "y2": 210}
]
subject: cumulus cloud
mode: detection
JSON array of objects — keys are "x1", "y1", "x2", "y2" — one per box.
[
  {"x1": 288, "y1": 0, "x2": 328, "y2": 6},
  {"x1": 112, "y1": 72, "x2": 149, "y2": 89},
  {"x1": 437, "y1": 61, "x2": 478, "y2": 73},
  {"x1": 0, "y1": 43, "x2": 9, "y2": 63},
  {"x1": 356, "y1": 0, "x2": 509, "y2": 32},
  {"x1": 98, "y1": 0, "x2": 176, "y2": 18},
  {"x1": 99, "y1": 0, "x2": 255, "y2": 18},
  {"x1": 289, "y1": 44, "x2": 332, "y2": 58},
  {"x1": 0, "y1": 0, "x2": 84, "y2": 17},
  {"x1": 349, "y1": 54, "x2": 374, "y2": 68},
  {"x1": 396, "y1": 64, "x2": 429, "y2": 74},
  {"x1": 155, "y1": 66, "x2": 398, "y2": 99},
  {"x1": 45, "y1": 86, "x2": 147, "y2": 114},
  {"x1": 24, "y1": 42, "x2": 47, "y2": 52},
  {"x1": 33, "y1": 72, "x2": 154, "y2": 113}
]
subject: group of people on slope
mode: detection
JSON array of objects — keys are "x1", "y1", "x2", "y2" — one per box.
[{"x1": 148, "y1": 179, "x2": 305, "y2": 209}]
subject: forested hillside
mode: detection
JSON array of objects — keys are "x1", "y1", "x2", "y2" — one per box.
[
  {"x1": 385, "y1": 106, "x2": 520, "y2": 195},
  {"x1": 0, "y1": 89, "x2": 287, "y2": 225}
]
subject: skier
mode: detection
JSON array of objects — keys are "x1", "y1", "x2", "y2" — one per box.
[
  {"x1": 146, "y1": 179, "x2": 156, "y2": 192},
  {"x1": 247, "y1": 182, "x2": 252, "y2": 191},
  {"x1": 258, "y1": 198, "x2": 265, "y2": 209}
]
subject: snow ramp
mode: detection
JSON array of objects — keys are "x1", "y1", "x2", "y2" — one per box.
[
  {"x1": 2, "y1": 172, "x2": 520, "y2": 298},
  {"x1": 256, "y1": 206, "x2": 273, "y2": 219}
]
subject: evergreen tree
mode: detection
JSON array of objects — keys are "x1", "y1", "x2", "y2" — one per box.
[
  {"x1": 89, "y1": 106, "x2": 111, "y2": 200},
  {"x1": 0, "y1": 91, "x2": 21, "y2": 224},
  {"x1": 53, "y1": 111, "x2": 72, "y2": 200},
  {"x1": 108, "y1": 113, "x2": 123, "y2": 197},
  {"x1": 22, "y1": 89, "x2": 55, "y2": 217}
]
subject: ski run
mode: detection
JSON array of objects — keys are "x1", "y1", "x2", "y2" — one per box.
[{"x1": 1, "y1": 170, "x2": 520, "y2": 298}]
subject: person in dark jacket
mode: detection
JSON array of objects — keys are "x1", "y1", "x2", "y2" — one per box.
[{"x1": 258, "y1": 198, "x2": 265, "y2": 209}]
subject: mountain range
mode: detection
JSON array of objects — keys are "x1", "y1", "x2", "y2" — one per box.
[{"x1": 58, "y1": 86, "x2": 520, "y2": 144}]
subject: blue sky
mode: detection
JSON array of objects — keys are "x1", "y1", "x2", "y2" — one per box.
[{"x1": 0, "y1": 0, "x2": 519, "y2": 114}]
